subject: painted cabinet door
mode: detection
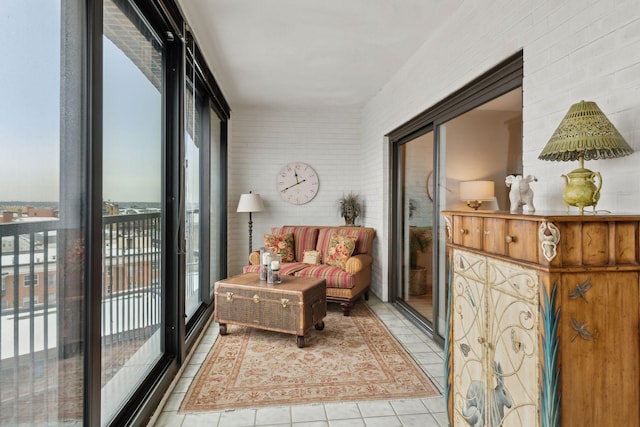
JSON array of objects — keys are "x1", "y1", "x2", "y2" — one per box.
[
  {"x1": 486, "y1": 257, "x2": 539, "y2": 426},
  {"x1": 451, "y1": 250, "x2": 487, "y2": 426},
  {"x1": 451, "y1": 249, "x2": 539, "y2": 427}
]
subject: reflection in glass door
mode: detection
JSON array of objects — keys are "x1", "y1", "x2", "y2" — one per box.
[
  {"x1": 398, "y1": 132, "x2": 434, "y2": 324},
  {"x1": 101, "y1": 1, "x2": 164, "y2": 422},
  {"x1": 184, "y1": 75, "x2": 202, "y2": 320}
]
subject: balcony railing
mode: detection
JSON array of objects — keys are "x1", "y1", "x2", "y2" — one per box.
[{"x1": 0, "y1": 212, "x2": 162, "y2": 424}]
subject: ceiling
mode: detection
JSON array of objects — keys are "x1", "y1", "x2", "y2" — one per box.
[{"x1": 177, "y1": 0, "x2": 463, "y2": 108}]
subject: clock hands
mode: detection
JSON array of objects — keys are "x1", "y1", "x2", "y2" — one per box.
[
  {"x1": 294, "y1": 170, "x2": 300, "y2": 184},
  {"x1": 280, "y1": 178, "x2": 307, "y2": 193}
]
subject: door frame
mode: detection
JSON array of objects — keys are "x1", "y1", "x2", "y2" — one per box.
[{"x1": 387, "y1": 51, "x2": 524, "y2": 344}]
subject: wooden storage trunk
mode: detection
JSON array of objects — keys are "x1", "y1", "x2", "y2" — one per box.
[{"x1": 214, "y1": 273, "x2": 327, "y2": 347}]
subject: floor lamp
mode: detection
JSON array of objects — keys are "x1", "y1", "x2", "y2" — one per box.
[{"x1": 236, "y1": 192, "x2": 265, "y2": 255}]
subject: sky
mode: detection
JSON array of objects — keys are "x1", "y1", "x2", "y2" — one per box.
[
  {"x1": 0, "y1": 1, "x2": 61, "y2": 201},
  {"x1": 0, "y1": 1, "x2": 163, "y2": 203}
]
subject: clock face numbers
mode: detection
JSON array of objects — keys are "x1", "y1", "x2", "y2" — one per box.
[{"x1": 277, "y1": 162, "x2": 319, "y2": 205}]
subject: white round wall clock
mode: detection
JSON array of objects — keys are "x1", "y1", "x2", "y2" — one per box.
[{"x1": 277, "y1": 162, "x2": 320, "y2": 205}]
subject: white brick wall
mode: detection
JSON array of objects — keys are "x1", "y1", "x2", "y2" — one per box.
[
  {"x1": 224, "y1": 0, "x2": 640, "y2": 303},
  {"x1": 360, "y1": 0, "x2": 640, "y2": 301},
  {"x1": 228, "y1": 107, "x2": 362, "y2": 275}
]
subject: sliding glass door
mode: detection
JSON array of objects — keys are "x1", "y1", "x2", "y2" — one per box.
[
  {"x1": 389, "y1": 53, "x2": 524, "y2": 342},
  {"x1": 184, "y1": 76, "x2": 203, "y2": 320},
  {"x1": 397, "y1": 132, "x2": 435, "y2": 325},
  {"x1": 102, "y1": 0, "x2": 164, "y2": 421},
  {"x1": 0, "y1": 1, "x2": 86, "y2": 424}
]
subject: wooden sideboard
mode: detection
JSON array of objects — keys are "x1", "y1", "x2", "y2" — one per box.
[{"x1": 441, "y1": 210, "x2": 640, "y2": 427}]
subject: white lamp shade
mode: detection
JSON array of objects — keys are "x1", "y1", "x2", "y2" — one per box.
[
  {"x1": 459, "y1": 181, "x2": 495, "y2": 201},
  {"x1": 236, "y1": 193, "x2": 265, "y2": 213}
]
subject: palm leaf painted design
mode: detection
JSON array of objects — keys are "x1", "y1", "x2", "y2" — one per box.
[
  {"x1": 444, "y1": 257, "x2": 453, "y2": 426},
  {"x1": 541, "y1": 282, "x2": 561, "y2": 427}
]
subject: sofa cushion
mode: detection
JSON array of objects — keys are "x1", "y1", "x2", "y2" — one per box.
[
  {"x1": 293, "y1": 264, "x2": 355, "y2": 289},
  {"x1": 242, "y1": 264, "x2": 260, "y2": 274},
  {"x1": 272, "y1": 226, "x2": 319, "y2": 262},
  {"x1": 316, "y1": 227, "x2": 373, "y2": 257},
  {"x1": 242, "y1": 262, "x2": 309, "y2": 276},
  {"x1": 324, "y1": 233, "x2": 357, "y2": 270},
  {"x1": 341, "y1": 228, "x2": 374, "y2": 255},
  {"x1": 264, "y1": 233, "x2": 295, "y2": 262}
]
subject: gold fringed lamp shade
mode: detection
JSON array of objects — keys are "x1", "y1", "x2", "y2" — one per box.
[{"x1": 538, "y1": 100, "x2": 633, "y2": 213}]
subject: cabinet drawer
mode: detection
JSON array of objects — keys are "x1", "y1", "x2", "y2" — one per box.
[
  {"x1": 482, "y1": 218, "x2": 506, "y2": 256},
  {"x1": 453, "y1": 215, "x2": 483, "y2": 250},
  {"x1": 505, "y1": 219, "x2": 539, "y2": 263}
]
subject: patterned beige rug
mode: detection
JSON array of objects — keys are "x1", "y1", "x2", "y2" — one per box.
[{"x1": 180, "y1": 303, "x2": 439, "y2": 412}]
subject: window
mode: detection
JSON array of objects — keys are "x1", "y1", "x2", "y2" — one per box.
[
  {"x1": 24, "y1": 274, "x2": 39, "y2": 287},
  {"x1": 23, "y1": 296, "x2": 40, "y2": 307},
  {"x1": 1, "y1": 0, "x2": 228, "y2": 424},
  {"x1": 47, "y1": 272, "x2": 56, "y2": 288}
]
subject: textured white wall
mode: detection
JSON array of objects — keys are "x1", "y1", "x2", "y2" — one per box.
[
  {"x1": 227, "y1": 107, "x2": 363, "y2": 275},
  {"x1": 225, "y1": 0, "x2": 640, "y2": 301},
  {"x1": 361, "y1": 0, "x2": 640, "y2": 300}
]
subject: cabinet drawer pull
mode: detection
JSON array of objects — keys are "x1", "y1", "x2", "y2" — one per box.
[
  {"x1": 505, "y1": 235, "x2": 516, "y2": 243},
  {"x1": 484, "y1": 230, "x2": 491, "y2": 235},
  {"x1": 460, "y1": 228, "x2": 468, "y2": 235}
]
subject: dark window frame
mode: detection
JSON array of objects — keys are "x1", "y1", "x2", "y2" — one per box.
[{"x1": 387, "y1": 51, "x2": 523, "y2": 344}]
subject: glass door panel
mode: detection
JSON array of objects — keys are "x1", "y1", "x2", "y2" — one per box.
[
  {"x1": 209, "y1": 116, "x2": 222, "y2": 298},
  {"x1": 184, "y1": 74, "x2": 203, "y2": 320},
  {"x1": 0, "y1": 1, "x2": 86, "y2": 423},
  {"x1": 435, "y1": 88, "x2": 523, "y2": 338},
  {"x1": 399, "y1": 132, "x2": 435, "y2": 324},
  {"x1": 101, "y1": 1, "x2": 164, "y2": 423}
]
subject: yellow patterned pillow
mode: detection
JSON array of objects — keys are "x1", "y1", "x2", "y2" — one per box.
[
  {"x1": 324, "y1": 233, "x2": 357, "y2": 270},
  {"x1": 264, "y1": 233, "x2": 295, "y2": 262}
]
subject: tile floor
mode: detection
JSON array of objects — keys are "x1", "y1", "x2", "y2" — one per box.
[{"x1": 151, "y1": 296, "x2": 448, "y2": 427}]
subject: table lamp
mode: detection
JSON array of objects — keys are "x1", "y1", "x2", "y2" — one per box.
[
  {"x1": 460, "y1": 180, "x2": 495, "y2": 210},
  {"x1": 236, "y1": 192, "x2": 265, "y2": 254},
  {"x1": 538, "y1": 101, "x2": 633, "y2": 214}
]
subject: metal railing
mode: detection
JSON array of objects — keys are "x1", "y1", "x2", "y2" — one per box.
[{"x1": 0, "y1": 212, "x2": 162, "y2": 424}]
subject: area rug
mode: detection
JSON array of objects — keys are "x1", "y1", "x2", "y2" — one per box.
[{"x1": 180, "y1": 303, "x2": 440, "y2": 412}]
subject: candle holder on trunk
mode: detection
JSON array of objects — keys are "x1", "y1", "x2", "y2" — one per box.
[
  {"x1": 267, "y1": 253, "x2": 282, "y2": 284},
  {"x1": 259, "y1": 247, "x2": 275, "y2": 281}
]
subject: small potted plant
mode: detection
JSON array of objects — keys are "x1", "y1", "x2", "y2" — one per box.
[
  {"x1": 337, "y1": 192, "x2": 362, "y2": 225},
  {"x1": 408, "y1": 198, "x2": 432, "y2": 295}
]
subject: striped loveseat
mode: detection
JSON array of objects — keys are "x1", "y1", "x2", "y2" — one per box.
[{"x1": 243, "y1": 225, "x2": 376, "y2": 316}]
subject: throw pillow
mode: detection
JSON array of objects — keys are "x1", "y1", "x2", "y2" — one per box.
[
  {"x1": 302, "y1": 250, "x2": 321, "y2": 265},
  {"x1": 324, "y1": 233, "x2": 357, "y2": 270},
  {"x1": 263, "y1": 233, "x2": 295, "y2": 262}
]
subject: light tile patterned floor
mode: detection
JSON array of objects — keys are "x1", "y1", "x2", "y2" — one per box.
[{"x1": 151, "y1": 296, "x2": 448, "y2": 427}]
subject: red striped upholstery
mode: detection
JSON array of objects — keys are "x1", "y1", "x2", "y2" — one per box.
[
  {"x1": 278, "y1": 262, "x2": 309, "y2": 275},
  {"x1": 242, "y1": 264, "x2": 260, "y2": 274},
  {"x1": 293, "y1": 264, "x2": 354, "y2": 289},
  {"x1": 338, "y1": 228, "x2": 373, "y2": 255},
  {"x1": 243, "y1": 262, "x2": 307, "y2": 276},
  {"x1": 271, "y1": 226, "x2": 319, "y2": 262},
  {"x1": 315, "y1": 228, "x2": 335, "y2": 261}
]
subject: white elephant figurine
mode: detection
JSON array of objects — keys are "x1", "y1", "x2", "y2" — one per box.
[{"x1": 505, "y1": 174, "x2": 537, "y2": 213}]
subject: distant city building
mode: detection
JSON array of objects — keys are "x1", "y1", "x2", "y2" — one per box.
[
  {"x1": 27, "y1": 206, "x2": 58, "y2": 218},
  {"x1": 0, "y1": 211, "x2": 15, "y2": 223},
  {"x1": 104, "y1": 201, "x2": 120, "y2": 216}
]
